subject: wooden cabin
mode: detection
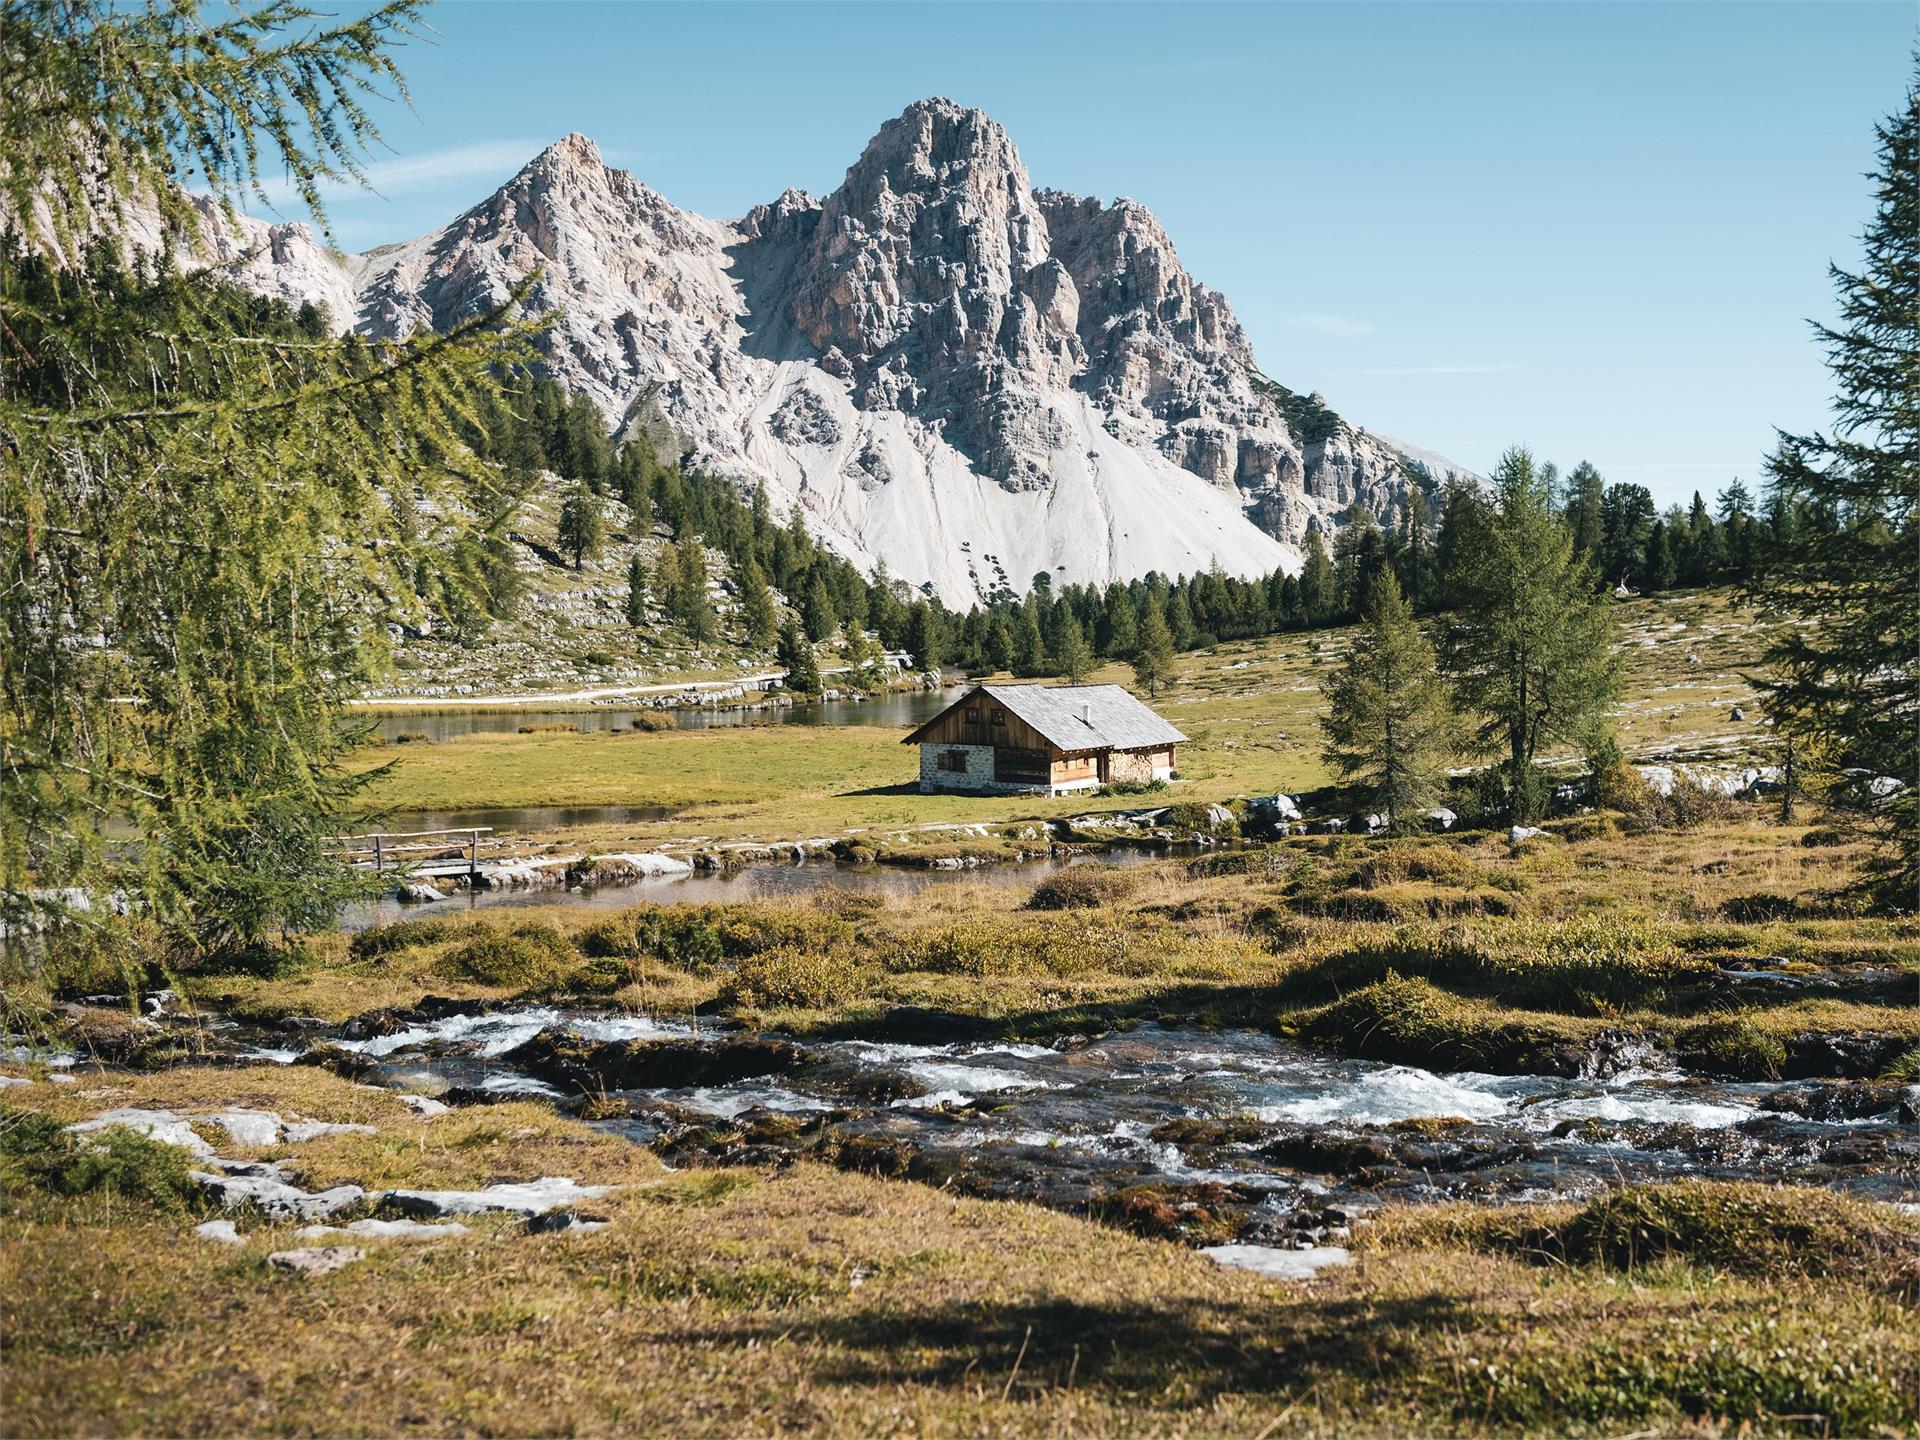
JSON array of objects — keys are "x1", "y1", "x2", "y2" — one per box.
[{"x1": 904, "y1": 683, "x2": 1186, "y2": 796}]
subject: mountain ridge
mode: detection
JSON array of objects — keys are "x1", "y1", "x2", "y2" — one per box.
[{"x1": 152, "y1": 100, "x2": 1474, "y2": 604}]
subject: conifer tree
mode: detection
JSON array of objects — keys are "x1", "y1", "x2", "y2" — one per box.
[
  {"x1": 1298, "y1": 530, "x2": 1337, "y2": 624},
  {"x1": 624, "y1": 553, "x2": 648, "y2": 627},
  {"x1": 904, "y1": 601, "x2": 942, "y2": 676},
  {"x1": 1746, "y1": 66, "x2": 1919, "y2": 904},
  {"x1": 557, "y1": 483, "x2": 603, "y2": 569},
  {"x1": 802, "y1": 571, "x2": 838, "y2": 643},
  {"x1": 778, "y1": 619, "x2": 821, "y2": 695},
  {"x1": 1321, "y1": 569, "x2": 1455, "y2": 833},
  {"x1": 1052, "y1": 609, "x2": 1094, "y2": 683},
  {"x1": 0, "y1": 0, "x2": 529, "y2": 947},
  {"x1": 674, "y1": 535, "x2": 714, "y2": 641},
  {"x1": 1442, "y1": 448, "x2": 1622, "y2": 819},
  {"x1": 739, "y1": 558, "x2": 779, "y2": 649},
  {"x1": 1011, "y1": 606, "x2": 1045, "y2": 677},
  {"x1": 1133, "y1": 598, "x2": 1177, "y2": 697}
]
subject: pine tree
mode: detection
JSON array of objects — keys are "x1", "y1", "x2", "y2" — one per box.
[
  {"x1": 739, "y1": 558, "x2": 778, "y2": 649},
  {"x1": 1397, "y1": 486, "x2": 1436, "y2": 611},
  {"x1": 1166, "y1": 592, "x2": 1197, "y2": 650},
  {"x1": 0, "y1": 0, "x2": 528, "y2": 948},
  {"x1": 1442, "y1": 448, "x2": 1623, "y2": 819},
  {"x1": 557, "y1": 483, "x2": 604, "y2": 569},
  {"x1": 1298, "y1": 529, "x2": 1337, "y2": 624},
  {"x1": 802, "y1": 571, "x2": 838, "y2": 644},
  {"x1": 1052, "y1": 609, "x2": 1094, "y2": 683},
  {"x1": 1745, "y1": 66, "x2": 1919, "y2": 904},
  {"x1": 624, "y1": 553, "x2": 648, "y2": 627},
  {"x1": 985, "y1": 614, "x2": 1015, "y2": 674},
  {"x1": 1102, "y1": 588, "x2": 1139, "y2": 657},
  {"x1": 674, "y1": 535, "x2": 714, "y2": 641},
  {"x1": 778, "y1": 619, "x2": 821, "y2": 695},
  {"x1": 1011, "y1": 606, "x2": 1046, "y2": 677},
  {"x1": 1133, "y1": 597, "x2": 1177, "y2": 697},
  {"x1": 904, "y1": 601, "x2": 942, "y2": 675},
  {"x1": 1322, "y1": 569, "x2": 1456, "y2": 833},
  {"x1": 1563, "y1": 461, "x2": 1607, "y2": 561}
]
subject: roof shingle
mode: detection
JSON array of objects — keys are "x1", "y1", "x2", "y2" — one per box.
[{"x1": 908, "y1": 683, "x2": 1185, "y2": 751}]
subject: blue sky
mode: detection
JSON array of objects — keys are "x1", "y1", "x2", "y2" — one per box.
[{"x1": 278, "y1": 1, "x2": 1914, "y2": 509}]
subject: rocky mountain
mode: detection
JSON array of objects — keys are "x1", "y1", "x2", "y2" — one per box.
[{"x1": 173, "y1": 100, "x2": 1470, "y2": 605}]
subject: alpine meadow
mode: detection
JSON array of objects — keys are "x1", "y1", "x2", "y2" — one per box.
[{"x1": 1, "y1": 3, "x2": 1915, "y2": 1437}]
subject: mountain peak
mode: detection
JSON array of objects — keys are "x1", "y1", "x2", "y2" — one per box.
[{"x1": 531, "y1": 132, "x2": 606, "y2": 174}]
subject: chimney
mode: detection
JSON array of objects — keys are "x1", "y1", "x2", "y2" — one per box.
[{"x1": 1081, "y1": 703, "x2": 1091, "y2": 725}]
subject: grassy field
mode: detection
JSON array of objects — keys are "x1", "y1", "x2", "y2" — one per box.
[
  {"x1": 346, "y1": 589, "x2": 1771, "y2": 851},
  {"x1": 5, "y1": 1063, "x2": 1917, "y2": 1437},
  {"x1": 11, "y1": 588, "x2": 1914, "y2": 1438}
]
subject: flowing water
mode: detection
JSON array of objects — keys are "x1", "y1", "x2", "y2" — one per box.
[{"x1": 216, "y1": 1008, "x2": 1919, "y2": 1242}]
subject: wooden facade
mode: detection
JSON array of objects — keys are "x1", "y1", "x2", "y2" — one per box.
[{"x1": 906, "y1": 684, "x2": 1184, "y2": 796}]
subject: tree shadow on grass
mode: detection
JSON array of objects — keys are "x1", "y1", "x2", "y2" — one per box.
[
  {"x1": 693, "y1": 1289, "x2": 1476, "y2": 1407},
  {"x1": 836, "y1": 782, "x2": 932, "y2": 799}
]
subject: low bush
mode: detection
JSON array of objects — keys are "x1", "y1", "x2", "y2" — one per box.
[
  {"x1": 577, "y1": 906, "x2": 725, "y2": 970},
  {"x1": 1801, "y1": 825, "x2": 1848, "y2": 848},
  {"x1": 350, "y1": 915, "x2": 463, "y2": 960},
  {"x1": 1391, "y1": 1181, "x2": 1920, "y2": 1290},
  {"x1": 717, "y1": 947, "x2": 871, "y2": 1010},
  {"x1": 1025, "y1": 865, "x2": 1136, "y2": 911},
  {"x1": 0, "y1": 1107, "x2": 204, "y2": 1212},
  {"x1": 1162, "y1": 801, "x2": 1238, "y2": 837},
  {"x1": 1186, "y1": 846, "x2": 1292, "y2": 880},
  {"x1": 30, "y1": 918, "x2": 173, "y2": 999},
  {"x1": 1290, "y1": 972, "x2": 1599, "y2": 1073},
  {"x1": 449, "y1": 924, "x2": 578, "y2": 987},
  {"x1": 394, "y1": 730, "x2": 430, "y2": 744},
  {"x1": 631, "y1": 711, "x2": 677, "y2": 732},
  {"x1": 1679, "y1": 1014, "x2": 1788, "y2": 1079}
]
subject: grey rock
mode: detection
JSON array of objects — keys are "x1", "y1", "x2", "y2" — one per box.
[{"x1": 267, "y1": 1246, "x2": 365, "y2": 1277}]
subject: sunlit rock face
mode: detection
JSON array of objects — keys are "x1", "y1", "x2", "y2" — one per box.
[{"x1": 155, "y1": 100, "x2": 1471, "y2": 604}]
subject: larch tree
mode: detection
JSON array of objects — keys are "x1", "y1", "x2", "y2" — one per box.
[
  {"x1": 624, "y1": 553, "x2": 648, "y2": 627},
  {"x1": 739, "y1": 558, "x2": 779, "y2": 650},
  {"x1": 1321, "y1": 568, "x2": 1456, "y2": 834},
  {"x1": 1442, "y1": 447, "x2": 1622, "y2": 820},
  {"x1": 0, "y1": 0, "x2": 531, "y2": 950},
  {"x1": 1744, "y1": 65, "x2": 1919, "y2": 905},
  {"x1": 1132, "y1": 597, "x2": 1177, "y2": 697},
  {"x1": 557, "y1": 483, "x2": 603, "y2": 569},
  {"x1": 1052, "y1": 609, "x2": 1094, "y2": 684}
]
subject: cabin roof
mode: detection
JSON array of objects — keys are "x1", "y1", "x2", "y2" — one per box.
[{"x1": 903, "y1": 683, "x2": 1187, "y2": 751}]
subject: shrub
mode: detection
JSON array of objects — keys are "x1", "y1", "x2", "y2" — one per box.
[
  {"x1": 631, "y1": 711, "x2": 677, "y2": 732},
  {"x1": 33, "y1": 918, "x2": 172, "y2": 998},
  {"x1": 1801, "y1": 825, "x2": 1848, "y2": 848},
  {"x1": 394, "y1": 730, "x2": 430, "y2": 744},
  {"x1": 717, "y1": 947, "x2": 870, "y2": 1010},
  {"x1": 1680, "y1": 1014, "x2": 1788, "y2": 1079},
  {"x1": 516, "y1": 722, "x2": 579, "y2": 735},
  {"x1": 1099, "y1": 778, "x2": 1167, "y2": 797},
  {"x1": 0, "y1": 1108, "x2": 203, "y2": 1212},
  {"x1": 1162, "y1": 801, "x2": 1237, "y2": 837},
  {"x1": 1593, "y1": 762, "x2": 1654, "y2": 817},
  {"x1": 1411, "y1": 1181, "x2": 1920, "y2": 1289},
  {"x1": 1291, "y1": 972, "x2": 1597, "y2": 1073},
  {"x1": 1186, "y1": 846, "x2": 1291, "y2": 880},
  {"x1": 1026, "y1": 865, "x2": 1135, "y2": 911},
  {"x1": 350, "y1": 915, "x2": 462, "y2": 960},
  {"x1": 578, "y1": 907, "x2": 724, "y2": 970},
  {"x1": 448, "y1": 924, "x2": 578, "y2": 987}
]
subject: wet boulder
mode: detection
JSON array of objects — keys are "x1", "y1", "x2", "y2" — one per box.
[{"x1": 508, "y1": 1030, "x2": 810, "y2": 1093}]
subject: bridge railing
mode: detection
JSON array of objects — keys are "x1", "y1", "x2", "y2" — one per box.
[{"x1": 330, "y1": 827, "x2": 495, "y2": 876}]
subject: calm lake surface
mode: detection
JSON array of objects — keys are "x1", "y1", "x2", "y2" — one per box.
[{"x1": 364, "y1": 687, "x2": 962, "y2": 744}]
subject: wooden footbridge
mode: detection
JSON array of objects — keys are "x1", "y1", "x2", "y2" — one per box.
[{"x1": 332, "y1": 827, "x2": 497, "y2": 884}]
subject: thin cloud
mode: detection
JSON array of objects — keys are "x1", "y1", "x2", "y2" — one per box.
[
  {"x1": 1283, "y1": 312, "x2": 1375, "y2": 338},
  {"x1": 253, "y1": 140, "x2": 541, "y2": 209},
  {"x1": 1357, "y1": 362, "x2": 1514, "y2": 377}
]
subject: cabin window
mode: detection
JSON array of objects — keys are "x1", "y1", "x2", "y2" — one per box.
[
  {"x1": 989, "y1": 708, "x2": 1005, "y2": 726},
  {"x1": 994, "y1": 747, "x2": 1050, "y2": 784},
  {"x1": 937, "y1": 749, "x2": 968, "y2": 773},
  {"x1": 965, "y1": 707, "x2": 980, "y2": 724}
]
